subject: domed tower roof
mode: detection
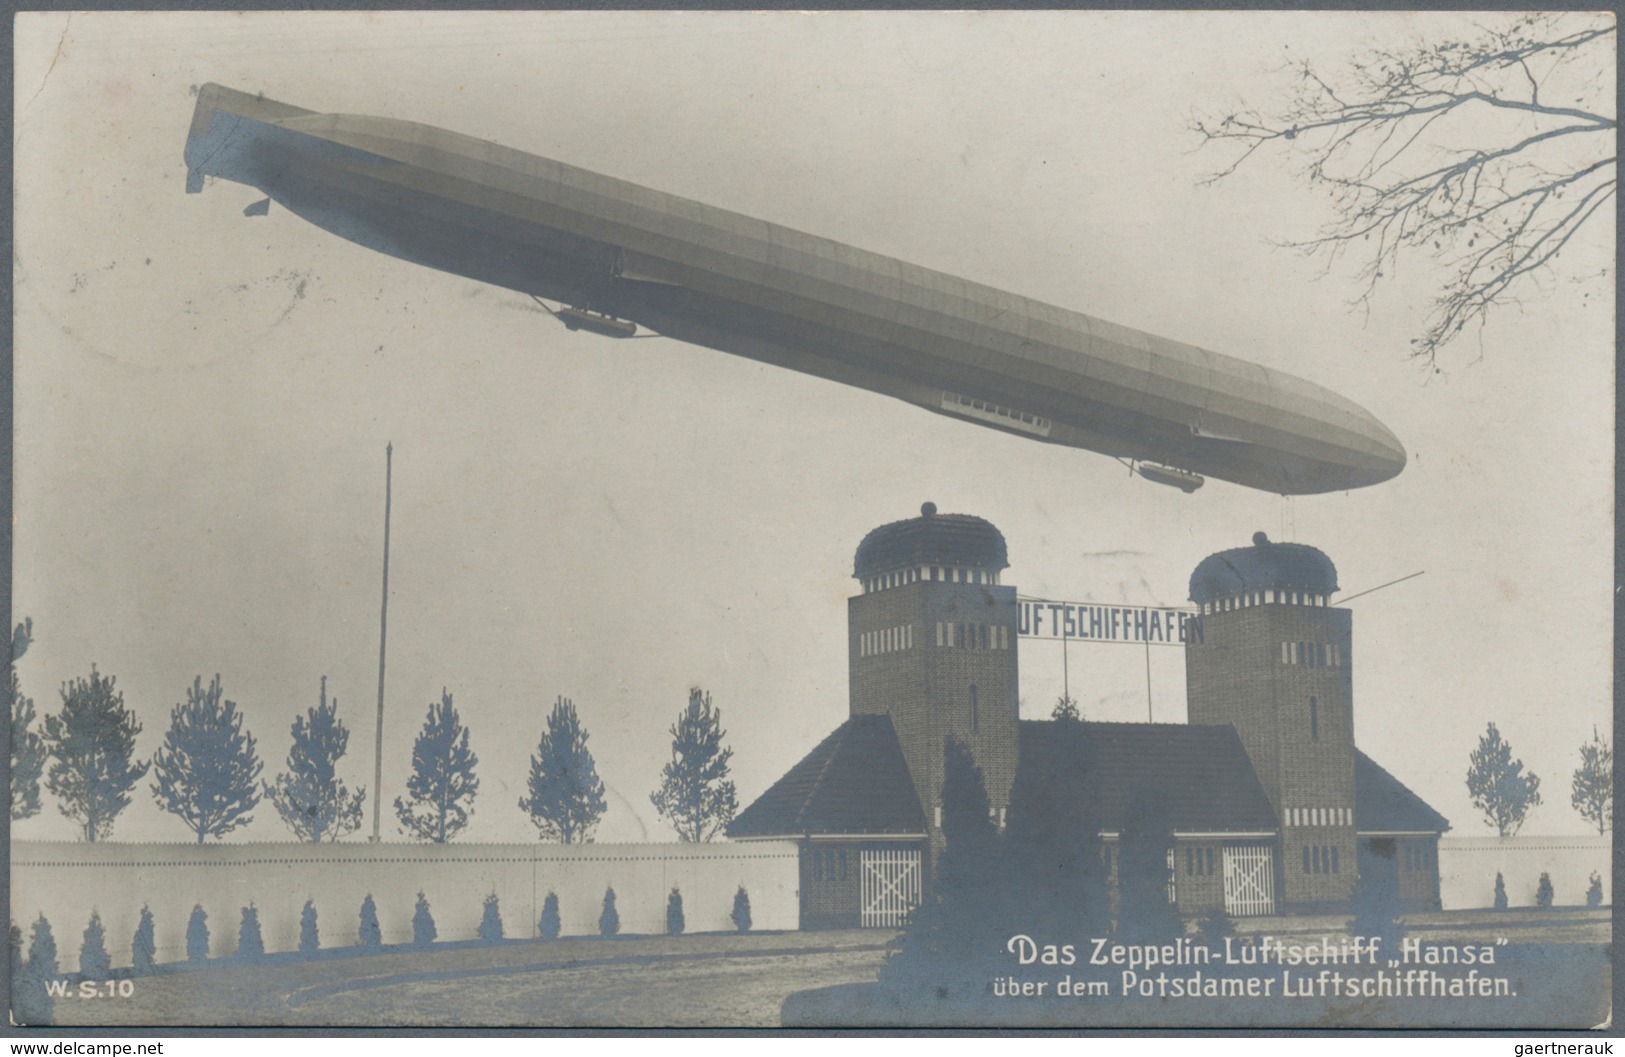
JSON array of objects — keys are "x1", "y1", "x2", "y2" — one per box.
[
  {"x1": 1189, "y1": 531, "x2": 1338, "y2": 604},
  {"x1": 853, "y1": 502, "x2": 1009, "y2": 580}
]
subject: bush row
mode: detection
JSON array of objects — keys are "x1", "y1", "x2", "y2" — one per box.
[
  {"x1": 12, "y1": 883, "x2": 757, "y2": 974},
  {"x1": 1490, "y1": 870, "x2": 1604, "y2": 909}
]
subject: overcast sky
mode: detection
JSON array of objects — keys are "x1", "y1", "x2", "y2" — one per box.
[{"x1": 12, "y1": 11, "x2": 1614, "y2": 845}]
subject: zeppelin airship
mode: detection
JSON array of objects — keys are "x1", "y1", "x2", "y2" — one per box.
[{"x1": 183, "y1": 84, "x2": 1406, "y2": 495}]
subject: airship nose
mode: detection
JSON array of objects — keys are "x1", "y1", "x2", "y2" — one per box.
[{"x1": 1369, "y1": 411, "x2": 1408, "y2": 480}]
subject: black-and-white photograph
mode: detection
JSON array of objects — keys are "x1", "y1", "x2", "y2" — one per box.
[{"x1": 9, "y1": 9, "x2": 1614, "y2": 1030}]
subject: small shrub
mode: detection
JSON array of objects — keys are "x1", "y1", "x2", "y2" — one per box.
[
  {"x1": 1493, "y1": 872, "x2": 1508, "y2": 910},
  {"x1": 132, "y1": 906, "x2": 156, "y2": 974},
  {"x1": 412, "y1": 893, "x2": 437, "y2": 947},
  {"x1": 1586, "y1": 872, "x2": 1604, "y2": 908},
  {"x1": 237, "y1": 904, "x2": 264, "y2": 959},
  {"x1": 730, "y1": 886, "x2": 752, "y2": 933},
  {"x1": 28, "y1": 914, "x2": 58, "y2": 977},
  {"x1": 80, "y1": 911, "x2": 111, "y2": 980},
  {"x1": 598, "y1": 887, "x2": 620, "y2": 936},
  {"x1": 299, "y1": 900, "x2": 320, "y2": 956},
  {"x1": 666, "y1": 887, "x2": 685, "y2": 936},
  {"x1": 1196, "y1": 904, "x2": 1235, "y2": 944},
  {"x1": 538, "y1": 892, "x2": 561, "y2": 941},
  {"x1": 1536, "y1": 872, "x2": 1555, "y2": 909},
  {"x1": 478, "y1": 892, "x2": 504, "y2": 943},
  {"x1": 11, "y1": 921, "x2": 25, "y2": 982},
  {"x1": 16, "y1": 916, "x2": 57, "y2": 1025},
  {"x1": 359, "y1": 894, "x2": 382, "y2": 948},
  {"x1": 186, "y1": 904, "x2": 210, "y2": 962}
]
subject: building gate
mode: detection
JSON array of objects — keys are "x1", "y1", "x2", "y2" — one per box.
[
  {"x1": 1222, "y1": 845, "x2": 1275, "y2": 916},
  {"x1": 860, "y1": 848, "x2": 921, "y2": 927}
]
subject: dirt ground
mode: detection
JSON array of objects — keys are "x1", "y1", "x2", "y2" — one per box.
[
  {"x1": 38, "y1": 930, "x2": 894, "y2": 1029},
  {"x1": 27, "y1": 909, "x2": 1611, "y2": 1030}
]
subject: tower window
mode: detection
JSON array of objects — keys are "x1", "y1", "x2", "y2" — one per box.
[
  {"x1": 1310, "y1": 696, "x2": 1319, "y2": 741},
  {"x1": 970, "y1": 685, "x2": 980, "y2": 733}
]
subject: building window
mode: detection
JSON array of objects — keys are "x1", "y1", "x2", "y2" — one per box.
[
  {"x1": 970, "y1": 685, "x2": 979, "y2": 734},
  {"x1": 1303, "y1": 846, "x2": 1311, "y2": 874},
  {"x1": 1331, "y1": 847, "x2": 1340, "y2": 873},
  {"x1": 840, "y1": 849, "x2": 848, "y2": 880},
  {"x1": 1310, "y1": 696, "x2": 1319, "y2": 741}
]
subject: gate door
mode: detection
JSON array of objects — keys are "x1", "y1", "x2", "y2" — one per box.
[
  {"x1": 1222, "y1": 845, "x2": 1275, "y2": 916},
  {"x1": 860, "y1": 848, "x2": 921, "y2": 927}
]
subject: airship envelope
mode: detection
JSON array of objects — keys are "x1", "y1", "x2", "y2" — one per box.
[{"x1": 184, "y1": 84, "x2": 1406, "y2": 495}]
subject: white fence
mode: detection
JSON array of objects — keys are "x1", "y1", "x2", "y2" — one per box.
[
  {"x1": 1437, "y1": 835, "x2": 1609, "y2": 910},
  {"x1": 11, "y1": 840, "x2": 800, "y2": 969}
]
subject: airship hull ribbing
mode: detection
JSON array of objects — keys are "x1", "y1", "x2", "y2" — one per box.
[{"x1": 184, "y1": 84, "x2": 1405, "y2": 494}]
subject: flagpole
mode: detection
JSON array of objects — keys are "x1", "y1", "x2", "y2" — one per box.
[{"x1": 370, "y1": 442, "x2": 392, "y2": 843}]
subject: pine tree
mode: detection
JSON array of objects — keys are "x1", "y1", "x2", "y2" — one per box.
[
  {"x1": 650, "y1": 688, "x2": 737, "y2": 842},
  {"x1": 186, "y1": 905, "x2": 209, "y2": 961},
  {"x1": 131, "y1": 906, "x2": 157, "y2": 974},
  {"x1": 1466, "y1": 722, "x2": 1542, "y2": 836},
  {"x1": 237, "y1": 905, "x2": 264, "y2": 959},
  {"x1": 730, "y1": 886, "x2": 752, "y2": 933},
  {"x1": 16, "y1": 915, "x2": 57, "y2": 1025},
  {"x1": 11, "y1": 618, "x2": 46, "y2": 821},
  {"x1": 359, "y1": 895, "x2": 381, "y2": 948},
  {"x1": 265, "y1": 676, "x2": 367, "y2": 842},
  {"x1": 1349, "y1": 861, "x2": 1405, "y2": 950},
  {"x1": 1493, "y1": 871, "x2": 1509, "y2": 910},
  {"x1": 394, "y1": 690, "x2": 479, "y2": 842},
  {"x1": 150, "y1": 675, "x2": 263, "y2": 842},
  {"x1": 599, "y1": 887, "x2": 620, "y2": 936},
  {"x1": 538, "y1": 893, "x2": 561, "y2": 941},
  {"x1": 666, "y1": 888, "x2": 685, "y2": 935},
  {"x1": 1001, "y1": 719, "x2": 1110, "y2": 944},
  {"x1": 44, "y1": 667, "x2": 148, "y2": 841},
  {"x1": 1116, "y1": 783, "x2": 1182, "y2": 943},
  {"x1": 412, "y1": 893, "x2": 436, "y2": 946},
  {"x1": 881, "y1": 737, "x2": 1003, "y2": 1004},
  {"x1": 519, "y1": 697, "x2": 607, "y2": 844},
  {"x1": 1050, "y1": 694, "x2": 1082, "y2": 723},
  {"x1": 477, "y1": 893, "x2": 504, "y2": 943},
  {"x1": 79, "y1": 910, "x2": 111, "y2": 980},
  {"x1": 1536, "y1": 872, "x2": 1555, "y2": 908},
  {"x1": 27, "y1": 914, "x2": 58, "y2": 978},
  {"x1": 1571, "y1": 726, "x2": 1612, "y2": 834},
  {"x1": 299, "y1": 900, "x2": 320, "y2": 956}
]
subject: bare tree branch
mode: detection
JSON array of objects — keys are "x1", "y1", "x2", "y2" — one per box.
[{"x1": 1192, "y1": 13, "x2": 1616, "y2": 366}]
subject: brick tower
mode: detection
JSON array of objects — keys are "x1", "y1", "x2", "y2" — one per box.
[
  {"x1": 849, "y1": 503, "x2": 1020, "y2": 840},
  {"x1": 1185, "y1": 532, "x2": 1355, "y2": 912}
]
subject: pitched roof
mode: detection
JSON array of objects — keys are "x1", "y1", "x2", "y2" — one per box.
[
  {"x1": 728, "y1": 714, "x2": 927, "y2": 838},
  {"x1": 1017, "y1": 720, "x2": 1279, "y2": 833},
  {"x1": 1355, "y1": 750, "x2": 1451, "y2": 833}
]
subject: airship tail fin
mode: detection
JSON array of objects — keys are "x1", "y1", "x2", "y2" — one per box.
[{"x1": 185, "y1": 84, "x2": 314, "y2": 194}]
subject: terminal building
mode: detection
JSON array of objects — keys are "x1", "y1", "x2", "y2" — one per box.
[{"x1": 728, "y1": 504, "x2": 1448, "y2": 928}]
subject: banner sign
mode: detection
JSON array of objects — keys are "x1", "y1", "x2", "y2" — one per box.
[{"x1": 1018, "y1": 599, "x2": 1202, "y2": 647}]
